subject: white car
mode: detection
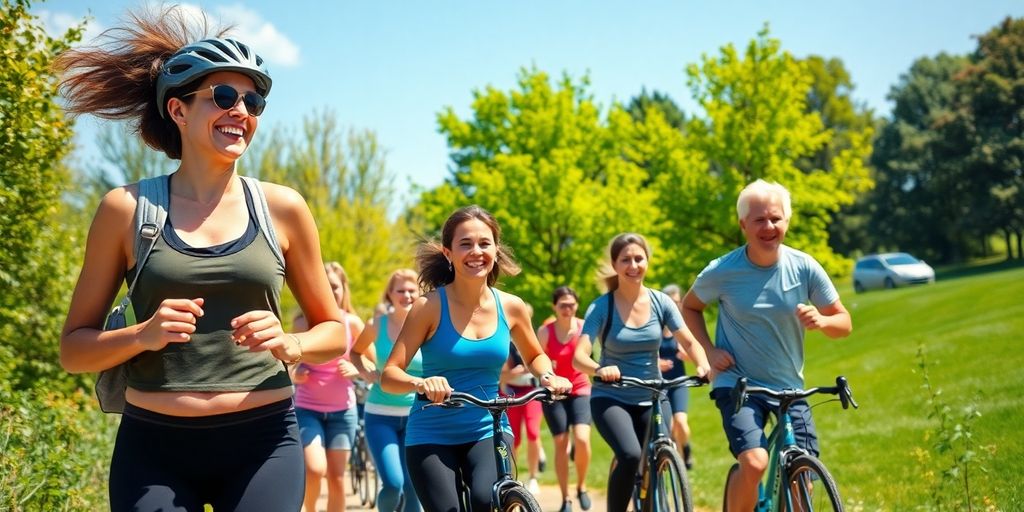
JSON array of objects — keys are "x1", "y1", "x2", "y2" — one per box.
[{"x1": 852, "y1": 252, "x2": 935, "y2": 293}]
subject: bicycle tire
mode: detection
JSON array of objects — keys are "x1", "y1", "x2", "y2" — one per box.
[
  {"x1": 783, "y1": 454, "x2": 843, "y2": 512},
  {"x1": 350, "y1": 437, "x2": 363, "y2": 496},
  {"x1": 722, "y1": 463, "x2": 739, "y2": 512},
  {"x1": 499, "y1": 485, "x2": 543, "y2": 512},
  {"x1": 643, "y1": 445, "x2": 693, "y2": 512}
]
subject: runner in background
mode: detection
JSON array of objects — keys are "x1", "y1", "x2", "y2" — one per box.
[
  {"x1": 292, "y1": 262, "x2": 365, "y2": 512},
  {"x1": 501, "y1": 302, "x2": 548, "y2": 495},
  {"x1": 538, "y1": 287, "x2": 593, "y2": 512},
  {"x1": 659, "y1": 284, "x2": 694, "y2": 469}
]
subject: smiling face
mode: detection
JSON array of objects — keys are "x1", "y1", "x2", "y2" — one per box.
[
  {"x1": 739, "y1": 193, "x2": 789, "y2": 265},
  {"x1": 387, "y1": 277, "x2": 420, "y2": 311},
  {"x1": 172, "y1": 71, "x2": 260, "y2": 165},
  {"x1": 613, "y1": 242, "x2": 649, "y2": 286},
  {"x1": 443, "y1": 218, "x2": 497, "y2": 282}
]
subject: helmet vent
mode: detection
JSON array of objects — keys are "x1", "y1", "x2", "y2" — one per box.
[{"x1": 195, "y1": 49, "x2": 229, "y2": 63}]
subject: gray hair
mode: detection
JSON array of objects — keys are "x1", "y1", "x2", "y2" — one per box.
[
  {"x1": 736, "y1": 179, "x2": 792, "y2": 220},
  {"x1": 662, "y1": 283, "x2": 682, "y2": 297}
]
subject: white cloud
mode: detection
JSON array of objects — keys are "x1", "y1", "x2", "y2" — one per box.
[
  {"x1": 35, "y1": 9, "x2": 105, "y2": 46},
  {"x1": 36, "y1": 3, "x2": 299, "y2": 69},
  {"x1": 214, "y1": 4, "x2": 301, "y2": 68}
]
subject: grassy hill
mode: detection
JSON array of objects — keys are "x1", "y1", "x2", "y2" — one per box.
[{"x1": 526, "y1": 261, "x2": 1024, "y2": 510}]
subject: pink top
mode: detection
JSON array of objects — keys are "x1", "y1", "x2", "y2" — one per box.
[
  {"x1": 293, "y1": 319, "x2": 356, "y2": 412},
  {"x1": 545, "y1": 320, "x2": 591, "y2": 395}
]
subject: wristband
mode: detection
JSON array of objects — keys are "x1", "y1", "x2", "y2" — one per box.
[{"x1": 283, "y1": 333, "x2": 303, "y2": 365}]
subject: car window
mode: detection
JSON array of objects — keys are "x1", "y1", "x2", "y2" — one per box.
[{"x1": 885, "y1": 254, "x2": 920, "y2": 265}]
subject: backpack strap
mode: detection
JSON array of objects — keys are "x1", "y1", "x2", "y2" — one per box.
[
  {"x1": 240, "y1": 176, "x2": 286, "y2": 269},
  {"x1": 600, "y1": 292, "x2": 614, "y2": 344},
  {"x1": 121, "y1": 175, "x2": 169, "y2": 304},
  {"x1": 648, "y1": 288, "x2": 665, "y2": 331}
]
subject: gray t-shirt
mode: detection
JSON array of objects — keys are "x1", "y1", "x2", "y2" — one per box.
[
  {"x1": 582, "y1": 289, "x2": 683, "y2": 404},
  {"x1": 690, "y1": 244, "x2": 839, "y2": 391}
]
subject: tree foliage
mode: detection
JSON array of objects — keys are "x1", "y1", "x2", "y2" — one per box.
[
  {"x1": 0, "y1": 1, "x2": 114, "y2": 509},
  {"x1": 414, "y1": 69, "x2": 661, "y2": 310},
  {"x1": 245, "y1": 109, "x2": 414, "y2": 315},
  {"x1": 678, "y1": 27, "x2": 873, "y2": 278}
]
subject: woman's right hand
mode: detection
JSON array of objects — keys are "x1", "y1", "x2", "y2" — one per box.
[
  {"x1": 139, "y1": 298, "x2": 204, "y2": 351},
  {"x1": 415, "y1": 376, "x2": 452, "y2": 403},
  {"x1": 595, "y1": 365, "x2": 621, "y2": 382}
]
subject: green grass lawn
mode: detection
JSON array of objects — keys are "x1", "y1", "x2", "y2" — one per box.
[{"x1": 518, "y1": 261, "x2": 1024, "y2": 511}]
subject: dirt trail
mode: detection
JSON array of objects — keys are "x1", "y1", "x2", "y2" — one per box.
[{"x1": 316, "y1": 480, "x2": 607, "y2": 512}]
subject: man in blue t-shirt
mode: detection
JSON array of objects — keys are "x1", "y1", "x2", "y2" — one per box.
[{"x1": 682, "y1": 179, "x2": 852, "y2": 512}]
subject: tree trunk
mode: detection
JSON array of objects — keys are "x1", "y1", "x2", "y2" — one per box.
[
  {"x1": 1005, "y1": 229, "x2": 1012, "y2": 260},
  {"x1": 1016, "y1": 228, "x2": 1023, "y2": 260}
]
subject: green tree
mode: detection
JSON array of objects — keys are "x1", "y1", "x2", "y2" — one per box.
[
  {"x1": 246, "y1": 109, "x2": 414, "y2": 315},
  {"x1": 869, "y1": 53, "x2": 970, "y2": 263},
  {"x1": 1, "y1": 2, "x2": 115, "y2": 509},
  {"x1": 796, "y1": 56, "x2": 878, "y2": 258},
  {"x1": 682, "y1": 26, "x2": 873, "y2": 277},
  {"x1": 417, "y1": 69, "x2": 661, "y2": 309},
  {"x1": 626, "y1": 87, "x2": 686, "y2": 131},
  {"x1": 958, "y1": 17, "x2": 1024, "y2": 259}
]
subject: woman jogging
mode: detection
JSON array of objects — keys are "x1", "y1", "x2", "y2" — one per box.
[
  {"x1": 56, "y1": 6, "x2": 344, "y2": 511},
  {"x1": 350, "y1": 268, "x2": 423, "y2": 512}
]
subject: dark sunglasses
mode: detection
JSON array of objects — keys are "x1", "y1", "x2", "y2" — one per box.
[
  {"x1": 181, "y1": 84, "x2": 267, "y2": 117},
  {"x1": 555, "y1": 302, "x2": 578, "y2": 310}
]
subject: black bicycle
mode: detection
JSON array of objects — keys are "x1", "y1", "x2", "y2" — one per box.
[
  {"x1": 421, "y1": 387, "x2": 559, "y2": 512},
  {"x1": 349, "y1": 382, "x2": 378, "y2": 508},
  {"x1": 601, "y1": 374, "x2": 707, "y2": 512},
  {"x1": 722, "y1": 376, "x2": 858, "y2": 512}
]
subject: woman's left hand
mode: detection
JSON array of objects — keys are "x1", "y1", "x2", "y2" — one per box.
[
  {"x1": 540, "y1": 373, "x2": 572, "y2": 396},
  {"x1": 337, "y1": 359, "x2": 360, "y2": 378},
  {"x1": 230, "y1": 310, "x2": 300, "y2": 363}
]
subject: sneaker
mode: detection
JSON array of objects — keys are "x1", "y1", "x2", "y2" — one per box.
[
  {"x1": 577, "y1": 489, "x2": 592, "y2": 511},
  {"x1": 683, "y1": 443, "x2": 694, "y2": 470},
  {"x1": 527, "y1": 478, "x2": 540, "y2": 495},
  {"x1": 538, "y1": 457, "x2": 547, "y2": 473},
  {"x1": 558, "y1": 499, "x2": 573, "y2": 512}
]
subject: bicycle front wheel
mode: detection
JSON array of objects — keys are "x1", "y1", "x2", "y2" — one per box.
[
  {"x1": 500, "y1": 485, "x2": 543, "y2": 512},
  {"x1": 783, "y1": 454, "x2": 843, "y2": 512},
  {"x1": 645, "y1": 445, "x2": 693, "y2": 512}
]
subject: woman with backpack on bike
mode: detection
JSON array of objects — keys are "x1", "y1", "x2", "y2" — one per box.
[
  {"x1": 56, "y1": 6, "x2": 345, "y2": 511},
  {"x1": 350, "y1": 268, "x2": 423, "y2": 512},
  {"x1": 291, "y1": 262, "x2": 365, "y2": 512},
  {"x1": 573, "y1": 233, "x2": 712, "y2": 512},
  {"x1": 380, "y1": 205, "x2": 572, "y2": 512}
]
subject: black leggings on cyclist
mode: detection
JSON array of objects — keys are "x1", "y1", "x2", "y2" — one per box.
[
  {"x1": 406, "y1": 433, "x2": 512, "y2": 512},
  {"x1": 591, "y1": 396, "x2": 670, "y2": 512}
]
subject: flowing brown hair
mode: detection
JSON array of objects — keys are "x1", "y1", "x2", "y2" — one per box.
[
  {"x1": 416, "y1": 205, "x2": 520, "y2": 291},
  {"x1": 53, "y1": 5, "x2": 229, "y2": 159}
]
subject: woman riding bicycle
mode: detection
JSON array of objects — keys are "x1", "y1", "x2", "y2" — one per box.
[
  {"x1": 573, "y1": 233, "x2": 711, "y2": 512},
  {"x1": 350, "y1": 268, "x2": 423, "y2": 512},
  {"x1": 381, "y1": 205, "x2": 572, "y2": 512}
]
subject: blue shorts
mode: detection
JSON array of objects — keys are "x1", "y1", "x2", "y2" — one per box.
[
  {"x1": 666, "y1": 384, "x2": 689, "y2": 414},
  {"x1": 710, "y1": 388, "x2": 819, "y2": 458},
  {"x1": 296, "y1": 406, "x2": 358, "y2": 450},
  {"x1": 542, "y1": 394, "x2": 592, "y2": 436}
]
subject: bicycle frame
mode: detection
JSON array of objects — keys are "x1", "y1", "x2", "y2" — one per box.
[
  {"x1": 420, "y1": 388, "x2": 555, "y2": 512},
  {"x1": 728, "y1": 376, "x2": 857, "y2": 512},
  {"x1": 601, "y1": 375, "x2": 706, "y2": 512}
]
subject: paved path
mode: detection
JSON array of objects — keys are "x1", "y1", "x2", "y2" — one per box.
[{"x1": 315, "y1": 480, "x2": 607, "y2": 512}]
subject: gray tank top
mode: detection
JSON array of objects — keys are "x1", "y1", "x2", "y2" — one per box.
[{"x1": 125, "y1": 183, "x2": 290, "y2": 392}]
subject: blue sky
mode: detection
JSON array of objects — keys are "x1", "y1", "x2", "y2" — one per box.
[{"x1": 37, "y1": 1, "x2": 1024, "y2": 210}]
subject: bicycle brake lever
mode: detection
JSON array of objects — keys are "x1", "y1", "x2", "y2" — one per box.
[{"x1": 836, "y1": 376, "x2": 858, "y2": 410}]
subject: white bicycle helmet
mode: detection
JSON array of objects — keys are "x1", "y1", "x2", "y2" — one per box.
[{"x1": 156, "y1": 37, "x2": 272, "y2": 119}]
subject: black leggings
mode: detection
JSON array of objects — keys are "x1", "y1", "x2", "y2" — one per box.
[
  {"x1": 406, "y1": 433, "x2": 512, "y2": 512},
  {"x1": 109, "y1": 399, "x2": 304, "y2": 512},
  {"x1": 591, "y1": 396, "x2": 670, "y2": 512}
]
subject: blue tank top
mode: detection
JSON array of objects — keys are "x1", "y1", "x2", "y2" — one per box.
[
  {"x1": 405, "y1": 287, "x2": 512, "y2": 446},
  {"x1": 366, "y1": 314, "x2": 423, "y2": 410}
]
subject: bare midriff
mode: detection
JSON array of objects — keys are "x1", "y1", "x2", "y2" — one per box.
[{"x1": 125, "y1": 387, "x2": 293, "y2": 417}]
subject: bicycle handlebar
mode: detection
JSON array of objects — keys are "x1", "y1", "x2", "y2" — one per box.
[
  {"x1": 730, "y1": 376, "x2": 859, "y2": 414},
  {"x1": 595, "y1": 374, "x2": 708, "y2": 391},
  {"x1": 416, "y1": 387, "x2": 560, "y2": 411}
]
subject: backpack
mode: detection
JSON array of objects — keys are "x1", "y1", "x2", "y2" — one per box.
[{"x1": 95, "y1": 174, "x2": 283, "y2": 413}]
